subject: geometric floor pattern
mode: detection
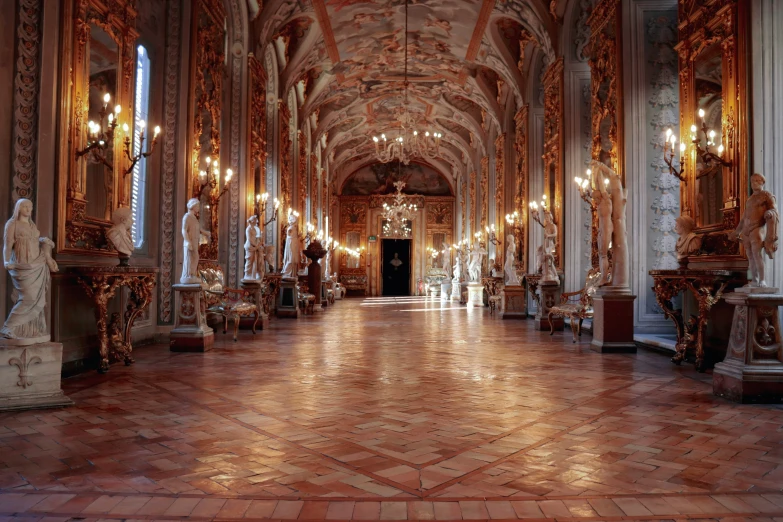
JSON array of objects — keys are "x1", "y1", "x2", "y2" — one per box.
[{"x1": 1, "y1": 296, "x2": 783, "y2": 520}]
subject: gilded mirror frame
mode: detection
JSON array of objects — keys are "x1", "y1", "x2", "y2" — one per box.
[
  {"x1": 676, "y1": 0, "x2": 748, "y2": 263},
  {"x1": 188, "y1": 0, "x2": 226, "y2": 262},
  {"x1": 58, "y1": 0, "x2": 138, "y2": 255},
  {"x1": 542, "y1": 57, "x2": 564, "y2": 270}
]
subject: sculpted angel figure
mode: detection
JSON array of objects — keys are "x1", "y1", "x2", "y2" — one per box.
[
  {"x1": 729, "y1": 173, "x2": 779, "y2": 287},
  {"x1": 1, "y1": 198, "x2": 58, "y2": 343}
]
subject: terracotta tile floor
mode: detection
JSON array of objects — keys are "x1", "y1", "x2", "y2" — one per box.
[{"x1": 1, "y1": 296, "x2": 783, "y2": 520}]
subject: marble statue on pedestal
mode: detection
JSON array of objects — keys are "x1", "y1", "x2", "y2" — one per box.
[
  {"x1": 675, "y1": 215, "x2": 702, "y2": 264},
  {"x1": 281, "y1": 212, "x2": 302, "y2": 280},
  {"x1": 592, "y1": 160, "x2": 628, "y2": 287},
  {"x1": 107, "y1": 207, "x2": 134, "y2": 264},
  {"x1": 243, "y1": 215, "x2": 264, "y2": 281},
  {"x1": 441, "y1": 242, "x2": 451, "y2": 272},
  {"x1": 729, "y1": 173, "x2": 779, "y2": 287},
  {"x1": 181, "y1": 198, "x2": 210, "y2": 284},
  {"x1": 504, "y1": 234, "x2": 520, "y2": 285},
  {"x1": 593, "y1": 170, "x2": 613, "y2": 285},
  {"x1": 1, "y1": 199, "x2": 58, "y2": 344},
  {"x1": 453, "y1": 250, "x2": 463, "y2": 282},
  {"x1": 539, "y1": 209, "x2": 559, "y2": 284},
  {"x1": 468, "y1": 243, "x2": 486, "y2": 282}
]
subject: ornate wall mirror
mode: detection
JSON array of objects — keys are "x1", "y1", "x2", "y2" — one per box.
[
  {"x1": 59, "y1": 0, "x2": 138, "y2": 255},
  {"x1": 188, "y1": 0, "x2": 226, "y2": 262},
  {"x1": 676, "y1": 0, "x2": 748, "y2": 262},
  {"x1": 693, "y1": 42, "x2": 723, "y2": 227}
]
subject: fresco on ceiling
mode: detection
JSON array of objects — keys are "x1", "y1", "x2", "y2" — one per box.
[{"x1": 342, "y1": 161, "x2": 452, "y2": 196}]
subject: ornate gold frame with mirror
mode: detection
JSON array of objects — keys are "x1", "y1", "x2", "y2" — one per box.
[
  {"x1": 542, "y1": 58, "x2": 564, "y2": 270},
  {"x1": 59, "y1": 0, "x2": 138, "y2": 255},
  {"x1": 188, "y1": 0, "x2": 226, "y2": 262},
  {"x1": 676, "y1": 0, "x2": 748, "y2": 263}
]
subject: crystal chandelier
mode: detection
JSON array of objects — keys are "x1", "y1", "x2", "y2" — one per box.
[
  {"x1": 371, "y1": 0, "x2": 442, "y2": 165},
  {"x1": 382, "y1": 181, "x2": 417, "y2": 238}
]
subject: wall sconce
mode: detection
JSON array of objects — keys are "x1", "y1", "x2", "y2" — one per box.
[
  {"x1": 484, "y1": 224, "x2": 500, "y2": 245},
  {"x1": 662, "y1": 129, "x2": 687, "y2": 182},
  {"x1": 528, "y1": 194, "x2": 547, "y2": 228},
  {"x1": 198, "y1": 156, "x2": 234, "y2": 203},
  {"x1": 75, "y1": 93, "x2": 120, "y2": 169},
  {"x1": 255, "y1": 192, "x2": 281, "y2": 226},
  {"x1": 122, "y1": 120, "x2": 161, "y2": 179},
  {"x1": 691, "y1": 108, "x2": 730, "y2": 169}
]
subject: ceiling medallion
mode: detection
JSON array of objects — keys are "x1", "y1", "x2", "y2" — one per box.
[
  {"x1": 371, "y1": 0, "x2": 442, "y2": 165},
  {"x1": 382, "y1": 181, "x2": 417, "y2": 238}
]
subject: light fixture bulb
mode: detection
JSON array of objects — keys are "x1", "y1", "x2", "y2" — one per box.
[
  {"x1": 666, "y1": 128, "x2": 672, "y2": 138},
  {"x1": 691, "y1": 124, "x2": 697, "y2": 133},
  {"x1": 103, "y1": 93, "x2": 111, "y2": 104},
  {"x1": 680, "y1": 142, "x2": 686, "y2": 152},
  {"x1": 698, "y1": 108, "x2": 705, "y2": 118},
  {"x1": 154, "y1": 125, "x2": 161, "y2": 136}
]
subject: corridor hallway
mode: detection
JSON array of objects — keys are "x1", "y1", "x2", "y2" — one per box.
[{"x1": 1, "y1": 297, "x2": 783, "y2": 520}]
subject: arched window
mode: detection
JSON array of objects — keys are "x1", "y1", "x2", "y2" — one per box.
[{"x1": 131, "y1": 44, "x2": 151, "y2": 248}]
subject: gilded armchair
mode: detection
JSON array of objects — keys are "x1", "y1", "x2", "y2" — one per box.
[
  {"x1": 200, "y1": 267, "x2": 260, "y2": 341},
  {"x1": 548, "y1": 268, "x2": 606, "y2": 342}
]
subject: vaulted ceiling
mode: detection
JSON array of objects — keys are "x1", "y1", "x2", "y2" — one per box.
[{"x1": 251, "y1": 0, "x2": 559, "y2": 190}]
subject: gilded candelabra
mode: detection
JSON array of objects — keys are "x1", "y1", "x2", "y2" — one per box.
[
  {"x1": 197, "y1": 156, "x2": 234, "y2": 203},
  {"x1": 484, "y1": 224, "x2": 501, "y2": 246},
  {"x1": 122, "y1": 120, "x2": 161, "y2": 180},
  {"x1": 691, "y1": 108, "x2": 731, "y2": 169},
  {"x1": 663, "y1": 128, "x2": 686, "y2": 182},
  {"x1": 528, "y1": 194, "x2": 548, "y2": 228},
  {"x1": 255, "y1": 192, "x2": 281, "y2": 226},
  {"x1": 75, "y1": 93, "x2": 121, "y2": 170}
]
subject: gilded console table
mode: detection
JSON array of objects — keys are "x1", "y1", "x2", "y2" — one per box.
[
  {"x1": 650, "y1": 269, "x2": 741, "y2": 371},
  {"x1": 72, "y1": 267, "x2": 158, "y2": 373}
]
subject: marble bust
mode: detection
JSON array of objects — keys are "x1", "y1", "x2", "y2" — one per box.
[
  {"x1": 674, "y1": 215, "x2": 701, "y2": 264},
  {"x1": 107, "y1": 207, "x2": 134, "y2": 264},
  {"x1": 1, "y1": 198, "x2": 58, "y2": 345},
  {"x1": 729, "y1": 173, "x2": 779, "y2": 287}
]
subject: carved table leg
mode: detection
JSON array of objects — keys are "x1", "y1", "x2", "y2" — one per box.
[
  {"x1": 121, "y1": 276, "x2": 156, "y2": 366},
  {"x1": 687, "y1": 281, "x2": 727, "y2": 372},
  {"x1": 76, "y1": 275, "x2": 122, "y2": 374},
  {"x1": 652, "y1": 277, "x2": 689, "y2": 365}
]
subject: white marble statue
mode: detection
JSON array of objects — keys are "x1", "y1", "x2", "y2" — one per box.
[
  {"x1": 441, "y1": 242, "x2": 451, "y2": 272},
  {"x1": 323, "y1": 248, "x2": 332, "y2": 280},
  {"x1": 468, "y1": 242, "x2": 486, "y2": 282},
  {"x1": 452, "y1": 250, "x2": 463, "y2": 281},
  {"x1": 107, "y1": 207, "x2": 134, "y2": 259},
  {"x1": 243, "y1": 215, "x2": 264, "y2": 281},
  {"x1": 540, "y1": 209, "x2": 560, "y2": 284},
  {"x1": 593, "y1": 169, "x2": 613, "y2": 285},
  {"x1": 504, "y1": 234, "x2": 520, "y2": 285},
  {"x1": 729, "y1": 173, "x2": 779, "y2": 287},
  {"x1": 675, "y1": 215, "x2": 702, "y2": 263},
  {"x1": 181, "y1": 198, "x2": 210, "y2": 284},
  {"x1": 1, "y1": 199, "x2": 58, "y2": 344},
  {"x1": 281, "y1": 212, "x2": 302, "y2": 280},
  {"x1": 592, "y1": 160, "x2": 628, "y2": 288}
]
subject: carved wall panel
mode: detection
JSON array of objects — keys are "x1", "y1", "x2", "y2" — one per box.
[
  {"x1": 461, "y1": 175, "x2": 467, "y2": 239},
  {"x1": 248, "y1": 55, "x2": 267, "y2": 197},
  {"x1": 298, "y1": 130, "x2": 307, "y2": 214},
  {"x1": 676, "y1": 0, "x2": 748, "y2": 264},
  {"x1": 279, "y1": 100, "x2": 292, "y2": 210},
  {"x1": 480, "y1": 156, "x2": 489, "y2": 230},
  {"x1": 514, "y1": 105, "x2": 529, "y2": 266},
  {"x1": 58, "y1": 0, "x2": 139, "y2": 255},
  {"x1": 188, "y1": 0, "x2": 226, "y2": 262},
  {"x1": 542, "y1": 57, "x2": 564, "y2": 269},
  {"x1": 495, "y1": 133, "x2": 505, "y2": 261},
  {"x1": 470, "y1": 169, "x2": 476, "y2": 234}
]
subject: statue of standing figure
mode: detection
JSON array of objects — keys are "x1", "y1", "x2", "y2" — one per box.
[
  {"x1": 593, "y1": 168, "x2": 613, "y2": 285},
  {"x1": 243, "y1": 215, "x2": 265, "y2": 281},
  {"x1": 181, "y1": 198, "x2": 211, "y2": 284},
  {"x1": 453, "y1": 248, "x2": 464, "y2": 281},
  {"x1": 591, "y1": 160, "x2": 628, "y2": 288},
  {"x1": 1, "y1": 199, "x2": 58, "y2": 344},
  {"x1": 504, "y1": 234, "x2": 520, "y2": 285},
  {"x1": 468, "y1": 242, "x2": 486, "y2": 282},
  {"x1": 281, "y1": 212, "x2": 302, "y2": 280},
  {"x1": 441, "y1": 241, "x2": 451, "y2": 273},
  {"x1": 729, "y1": 173, "x2": 779, "y2": 287}
]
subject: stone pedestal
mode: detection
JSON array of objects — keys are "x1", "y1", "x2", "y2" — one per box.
[
  {"x1": 441, "y1": 282, "x2": 452, "y2": 300},
  {"x1": 277, "y1": 279, "x2": 300, "y2": 318},
  {"x1": 713, "y1": 290, "x2": 783, "y2": 403},
  {"x1": 467, "y1": 282, "x2": 483, "y2": 308},
  {"x1": 428, "y1": 283, "x2": 441, "y2": 297},
  {"x1": 450, "y1": 279, "x2": 462, "y2": 302},
  {"x1": 535, "y1": 280, "x2": 563, "y2": 330},
  {"x1": 501, "y1": 285, "x2": 527, "y2": 319},
  {"x1": 591, "y1": 286, "x2": 637, "y2": 353},
  {"x1": 0, "y1": 342, "x2": 73, "y2": 411},
  {"x1": 170, "y1": 284, "x2": 214, "y2": 352},
  {"x1": 240, "y1": 279, "x2": 270, "y2": 330}
]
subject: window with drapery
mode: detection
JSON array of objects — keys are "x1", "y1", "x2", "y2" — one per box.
[{"x1": 131, "y1": 44, "x2": 151, "y2": 248}]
